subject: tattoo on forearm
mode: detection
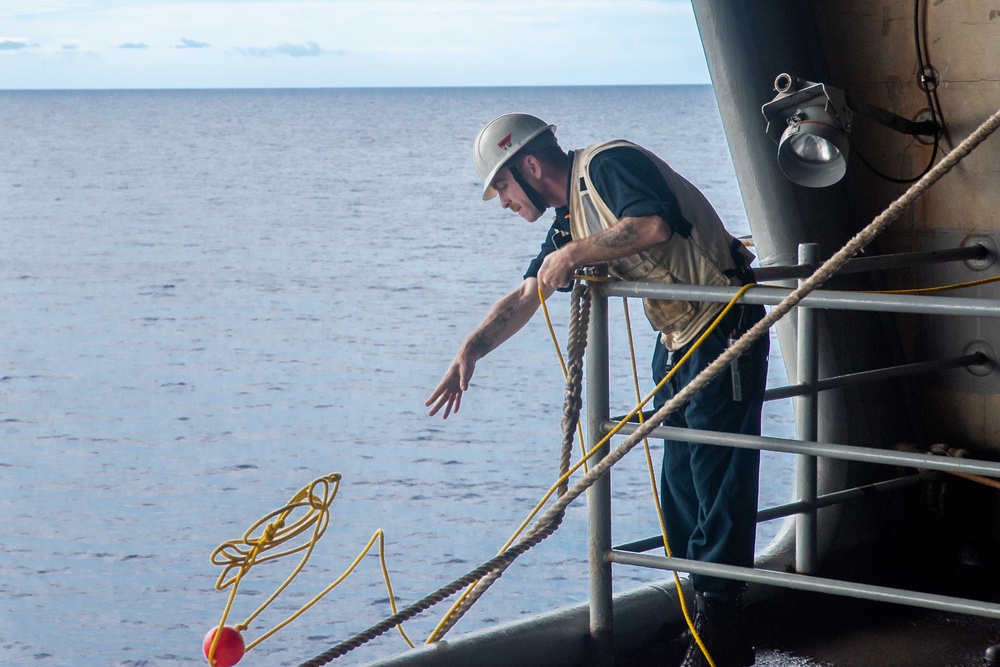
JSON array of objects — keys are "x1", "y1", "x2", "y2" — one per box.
[
  {"x1": 468, "y1": 333, "x2": 491, "y2": 357},
  {"x1": 492, "y1": 300, "x2": 518, "y2": 330},
  {"x1": 594, "y1": 223, "x2": 640, "y2": 249},
  {"x1": 469, "y1": 299, "x2": 520, "y2": 358}
]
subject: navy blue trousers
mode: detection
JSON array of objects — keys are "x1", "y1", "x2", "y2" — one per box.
[{"x1": 652, "y1": 304, "x2": 768, "y2": 594}]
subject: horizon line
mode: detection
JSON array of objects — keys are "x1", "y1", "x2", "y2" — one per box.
[{"x1": 0, "y1": 82, "x2": 713, "y2": 93}]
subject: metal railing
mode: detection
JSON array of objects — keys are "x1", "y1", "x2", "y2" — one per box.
[{"x1": 583, "y1": 243, "x2": 1000, "y2": 663}]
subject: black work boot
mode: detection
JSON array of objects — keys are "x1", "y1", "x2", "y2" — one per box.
[{"x1": 678, "y1": 590, "x2": 754, "y2": 667}]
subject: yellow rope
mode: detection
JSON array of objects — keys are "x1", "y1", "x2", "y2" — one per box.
[
  {"x1": 621, "y1": 297, "x2": 717, "y2": 667},
  {"x1": 208, "y1": 473, "x2": 413, "y2": 664},
  {"x1": 950, "y1": 471, "x2": 1000, "y2": 491},
  {"x1": 871, "y1": 273, "x2": 1000, "y2": 295}
]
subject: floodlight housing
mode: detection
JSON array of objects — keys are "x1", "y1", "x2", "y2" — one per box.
[
  {"x1": 762, "y1": 75, "x2": 852, "y2": 188},
  {"x1": 761, "y1": 73, "x2": 941, "y2": 188}
]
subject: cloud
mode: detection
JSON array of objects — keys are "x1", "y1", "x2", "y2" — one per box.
[
  {"x1": 175, "y1": 38, "x2": 210, "y2": 49},
  {"x1": 0, "y1": 2, "x2": 708, "y2": 88},
  {"x1": 61, "y1": 44, "x2": 79, "y2": 50},
  {"x1": 235, "y1": 41, "x2": 345, "y2": 58},
  {"x1": 0, "y1": 39, "x2": 38, "y2": 51}
]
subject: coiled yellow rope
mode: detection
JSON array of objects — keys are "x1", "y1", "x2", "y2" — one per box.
[{"x1": 207, "y1": 473, "x2": 413, "y2": 664}]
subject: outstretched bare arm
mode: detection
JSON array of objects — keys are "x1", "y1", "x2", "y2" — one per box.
[{"x1": 426, "y1": 277, "x2": 554, "y2": 419}]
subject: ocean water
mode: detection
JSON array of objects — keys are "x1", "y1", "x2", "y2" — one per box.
[{"x1": 0, "y1": 87, "x2": 795, "y2": 667}]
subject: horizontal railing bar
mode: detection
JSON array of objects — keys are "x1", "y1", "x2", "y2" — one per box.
[
  {"x1": 751, "y1": 245, "x2": 988, "y2": 283},
  {"x1": 755, "y1": 472, "x2": 932, "y2": 522},
  {"x1": 763, "y1": 354, "x2": 981, "y2": 401},
  {"x1": 614, "y1": 473, "x2": 932, "y2": 553},
  {"x1": 607, "y1": 551, "x2": 1000, "y2": 619},
  {"x1": 605, "y1": 421, "x2": 1000, "y2": 478},
  {"x1": 612, "y1": 535, "x2": 670, "y2": 554},
  {"x1": 599, "y1": 281, "x2": 1000, "y2": 318}
]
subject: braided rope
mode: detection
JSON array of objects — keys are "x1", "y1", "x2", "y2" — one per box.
[
  {"x1": 297, "y1": 105, "x2": 1000, "y2": 667},
  {"x1": 559, "y1": 282, "x2": 590, "y2": 497},
  {"x1": 896, "y1": 442, "x2": 1000, "y2": 491},
  {"x1": 297, "y1": 522, "x2": 564, "y2": 667}
]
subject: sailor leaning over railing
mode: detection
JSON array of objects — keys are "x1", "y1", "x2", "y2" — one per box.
[{"x1": 425, "y1": 112, "x2": 768, "y2": 667}]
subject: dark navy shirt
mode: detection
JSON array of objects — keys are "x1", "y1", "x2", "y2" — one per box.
[{"x1": 523, "y1": 146, "x2": 690, "y2": 288}]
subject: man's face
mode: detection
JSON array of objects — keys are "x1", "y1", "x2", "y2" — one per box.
[{"x1": 491, "y1": 167, "x2": 543, "y2": 222}]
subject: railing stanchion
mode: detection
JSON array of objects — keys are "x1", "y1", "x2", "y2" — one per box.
[
  {"x1": 795, "y1": 243, "x2": 819, "y2": 574},
  {"x1": 586, "y1": 283, "x2": 614, "y2": 665}
]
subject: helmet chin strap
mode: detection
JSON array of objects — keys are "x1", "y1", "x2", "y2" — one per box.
[{"x1": 508, "y1": 164, "x2": 550, "y2": 215}]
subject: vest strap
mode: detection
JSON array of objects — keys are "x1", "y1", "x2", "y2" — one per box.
[{"x1": 723, "y1": 238, "x2": 756, "y2": 285}]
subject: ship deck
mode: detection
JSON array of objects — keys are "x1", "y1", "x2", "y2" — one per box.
[
  {"x1": 753, "y1": 592, "x2": 999, "y2": 667},
  {"x1": 628, "y1": 591, "x2": 1000, "y2": 667}
]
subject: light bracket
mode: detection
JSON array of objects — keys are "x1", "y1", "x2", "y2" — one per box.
[{"x1": 761, "y1": 75, "x2": 851, "y2": 146}]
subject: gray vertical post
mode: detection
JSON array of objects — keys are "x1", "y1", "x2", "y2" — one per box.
[
  {"x1": 586, "y1": 285, "x2": 614, "y2": 665},
  {"x1": 795, "y1": 243, "x2": 819, "y2": 574}
]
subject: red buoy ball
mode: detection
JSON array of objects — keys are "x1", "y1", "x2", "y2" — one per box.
[{"x1": 203, "y1": 625, "x2": 245, "y2": 667}]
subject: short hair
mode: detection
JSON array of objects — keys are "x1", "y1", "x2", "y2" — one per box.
[{"x1": 512, "y1": 129, "x2": 567, "y2": 170}]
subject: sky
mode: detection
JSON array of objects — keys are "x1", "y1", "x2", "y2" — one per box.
[{"x1": 0, "y1": 0, "x2": 711, "y2": 89}]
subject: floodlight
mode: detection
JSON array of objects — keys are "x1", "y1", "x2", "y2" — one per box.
[{"x1": 761, "y1": 73, "x2": 940, "y2": 188}]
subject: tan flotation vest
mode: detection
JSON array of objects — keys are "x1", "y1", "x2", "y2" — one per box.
[{"x1": 568, "y1": 140, "x2": 752, "y2": 349}]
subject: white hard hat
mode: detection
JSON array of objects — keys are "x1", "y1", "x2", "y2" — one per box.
[{"x1": 473, "y1": 113, "x2": 557, "y2": 200}]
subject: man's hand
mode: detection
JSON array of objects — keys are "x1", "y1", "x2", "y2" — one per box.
[
  {"x1": 425, "y1": 279, "x2": 547, "y2": 420},
  {"x1": 536, "y1": 246, "x2": 578, "y2": 291},
  {"x1": 425, "y1": 354, "x2": 477, "y2": 419},
  {"x1": 537, "y1": 217, "x2": 671, "y2": 292}
]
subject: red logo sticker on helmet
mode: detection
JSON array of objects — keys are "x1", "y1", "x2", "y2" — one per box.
[{"x1": 498, "y1": 133, "x2": 513, "y2": 150}]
